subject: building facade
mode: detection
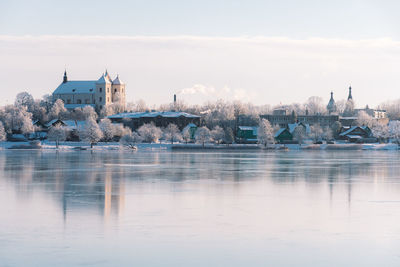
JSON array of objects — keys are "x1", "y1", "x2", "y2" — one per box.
[{"x1": 52, "y1": 70, "x2": 126, "y2": 111}]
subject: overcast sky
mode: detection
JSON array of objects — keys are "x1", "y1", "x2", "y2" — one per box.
[{"x1": 1, "y1": 0, "x2": 400, "y2": 108}]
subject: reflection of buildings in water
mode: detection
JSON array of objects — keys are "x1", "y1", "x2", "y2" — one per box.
[{"x1": 2, "y1": 151, "x2": 126, "y2": 222}]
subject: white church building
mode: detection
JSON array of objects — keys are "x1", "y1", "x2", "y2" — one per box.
[{"x1": 52, "y1": 70, "x2": 126, "y2": 111}]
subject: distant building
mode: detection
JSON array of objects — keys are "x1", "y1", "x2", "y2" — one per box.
[
  {"x1": 236, "y1": 126, "x2": 258, "y2": 143},
  {"x1": 274, "y1": 122, "x2": 311, "y2": 143},
  {"x1": 108, "y1": 111, "x2": 201, "y2": 131},
  {"x1": 52, "y1": 70, "x2": 126, "y2": 111},
  {"x1": 261, "y1": 109, "x2": 338, "y2": 128},
  {"x1": 326, "y1": 91, "x2": 337, "y2": 114}
]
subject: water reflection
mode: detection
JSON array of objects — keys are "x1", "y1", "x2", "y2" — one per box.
[{"x1": 2, "y1": 150, "x2": 400, "y2": 266}]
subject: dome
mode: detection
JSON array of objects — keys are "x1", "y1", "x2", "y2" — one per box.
[
  {"x1": 327, "y1": 92, "x2": 337, "y2": 113},
  {"x1": 112, "y1": 75, "x2": 124, "y2": 85}
]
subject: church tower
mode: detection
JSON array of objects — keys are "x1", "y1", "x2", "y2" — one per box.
[
  {"x1": 112, "y1": 75, "x2": 126, "y2": 107},
  {"x1": 327, "y1": 91, "x2": 337, "y2": 114},
  {"x1": 95, "y1": 72, "x2": 112, "y2": 111},
  {"x1": 347, "y1": 86, "x2": 353, "y2": 100},
  {"x1": 63, "y1": 70, "x2": 68, "y2": 83}
]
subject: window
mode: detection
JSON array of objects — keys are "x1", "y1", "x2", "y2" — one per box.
[
  {"x1": 107, "y1": 88, "x2": 109, "y2": 93},
  {"x1": 67, "y1": 99, "x2": 71, "y2": 104},
  {"x1": 122, "y1": 89, "x2": 124, "y2": 93},
  {"x1": 90, "y1": 88, "x2": 93, "y2": 92},
  {"x1": 107, "y1": 97, "x2": 109, "y2": 102},
  {"x1": 77, "y1": 99, "x2": 82, "y2": 104},
  {"x1": 99, "y1": 87, "x2": 102, "y2": 93},
  {"x1": 72, "y1": 89, "x2": 76, "y2": 92},
  {"x1": 85, "y1": 99, "x2": 90, "y2": 104},
  {"x1": 114, "y1": 88, "x2": 117, "y2": 93},
  {"x1": 99, "y1": 97, "x2": 102, "y2": 102}
]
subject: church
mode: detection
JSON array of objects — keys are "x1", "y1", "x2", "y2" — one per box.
[{"x1": 52, "y1": 70, "x2": 126, "y2": 111}]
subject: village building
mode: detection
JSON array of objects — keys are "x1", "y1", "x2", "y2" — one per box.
[
  {"x1": 52, "y1": 70, "x2": 126, "y2": 111},
  {"x1": 338, "y1": 126, "x2": 374, "y2": 143},
  {"x1": 107, "y1": 111, "x2": 201, "y2": 131},
  {"x1": 236, "y1": 126, "x2": 258, "y2": 143},
  {"x1": 274, "y1": 122, "x2": 311, "y2": 143}
]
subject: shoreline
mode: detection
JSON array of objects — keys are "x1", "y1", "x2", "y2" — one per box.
[{"x1": 0, "y1": 141, "x2": 398, "y2": 151}]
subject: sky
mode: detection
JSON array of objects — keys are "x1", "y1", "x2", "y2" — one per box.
[{"x1": 1, "y1": 0, "x2": 400, "y2": 108}]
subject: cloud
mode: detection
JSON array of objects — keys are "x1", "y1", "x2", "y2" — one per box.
[{"x1": 0, "y1": 35, "x2": 400, "y2": 107}]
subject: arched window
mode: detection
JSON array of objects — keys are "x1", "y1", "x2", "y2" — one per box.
[
  {"x1": 99, "y1": 87, "x2": 102, "y2": 93},
  {"x1": 114, "y1": 88, "x2": 117, "y2": 93}
]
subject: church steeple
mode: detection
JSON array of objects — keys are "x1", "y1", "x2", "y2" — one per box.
[
  {"x1": 63, "y1": 70, "x2": 68, "y2": 83},
  {"x1": 347, "y1": 86, "x2": 353, "y2": 100},
  {"x1": 327, "y1": 91, "x2": 337, "y2": 114}
]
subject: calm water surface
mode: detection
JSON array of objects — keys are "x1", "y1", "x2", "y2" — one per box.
[{"x1": 1, "y1": 150, "x2": 400, "y2": 266}]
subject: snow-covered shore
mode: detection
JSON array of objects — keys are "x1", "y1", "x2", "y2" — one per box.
[{"x1": 0, "y1": 141, "x2": 399, "y2": 151}]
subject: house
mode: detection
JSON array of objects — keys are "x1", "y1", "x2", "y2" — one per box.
[
  {"x1": 339, "y1": 126, "x2": 372, "y2": 142},
  {"x1": 274, "y1": 122, "x2": 311, "y2": 144},
  {"x1": 274, "y1": 128, "x2": 292, "y2": 143},
  {"x1": 108, "y1": 111, "x2": 201, "y2": 131},
  {"x1": 237, "y1": 126, "x2": 258, "y2": 143}
]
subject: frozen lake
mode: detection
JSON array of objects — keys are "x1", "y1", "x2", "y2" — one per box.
[{"x1": 1, "y1": 150, "x2": 400, "y2": 266}]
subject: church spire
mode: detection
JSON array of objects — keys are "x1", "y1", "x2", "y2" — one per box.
[
  {"x1": 347, "y1": 86, "x2": 353, "y2": 100},
  {"x1": 63, "y1": 70, "x2": 68, "y2": 83}
]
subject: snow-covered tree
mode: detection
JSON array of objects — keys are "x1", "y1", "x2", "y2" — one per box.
[
  {"x1": 163, "y1": 124, "x2": 182, "y2": 144},
  {"x1": 343, "y1": 99, "x2": 355, "y2": 116},
  {"x1": 48, "y1": 125, "x2": 67, "y2": 148},
  {"x1": 306, "y1": 96, "x2": 326, "y2": 115},
  {"x1": 372, "y1": 123, "x2": 389, "y2": 142},
  {"x1": 388, "y1": 121, "x2": 400, "y2": 144},
  {"x1": 224, "y1": 127, "x2": 234, "y2": 145},
  {"x1": 195, "y1": 126, "x2": 211, "y2": 147},
  {"x1": 137, "y1": 123, "x2": 162, "y2": 143},
  {"x1": 82, "y1": 106, "x2": 98, "y2": 120},
  {"x1": 113, "y1": 124, "x2": 131, "y2": 139},
  {"x1": 257, "y1": 119, "x2": 274, "y2": 147},
  {"x1": 310, "y1": 124, "x2": 324, "y2": 143},
  {"x1": 210, "y1": 126, "x2": 225, "y2": 144},
  {"x1": 99, "y1": 118, "x2": 115, "y2": 142},
  {"x1": 0, "y1": 121, "x2": 6, "y2": 141},
  {"x1": 78, "y1": 117, "x2": 103, "y2": 148},
  {"x1": 49, "y1": 99, "x2": 67, "y2": 120},
  {"x1": 1, "y1": 105, "x2": 33, "y2": 134},
  {"x1": 182, "y1": 127, "x2": 191, "y2": 144},
  {"x1": 120, "y1": 132, "x2": 142, "y2": 149},
  {"x1": 357, "y1": 110, "x2": 377, "y2": 128},
  {"x1": 15, "y1": 92, "x2": 35, "y2": 110},
  {"x1": 293, "y1": 125, "x2": 306, "y2": 145},
  {"x1": 330, "y1": 121, "x2": 342, "y2": 139}
]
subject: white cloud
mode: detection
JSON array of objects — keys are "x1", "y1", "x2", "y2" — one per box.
[{"x1": 0, "y1": 35, "x2": 400, "y2": 107}]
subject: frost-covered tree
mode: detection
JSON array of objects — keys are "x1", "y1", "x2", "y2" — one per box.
[
  {"x1": 182, "y1": 127, "x2": 191, "y2": 144},
  {"x1": 343, "y1": 99, "x2": 355, "y2": 116},
  {"x1": 330, "y1": 121, "x2": 342, "y2": 139},
  {"x1": 310, "y1": 124, "x2": 324, "y2": 143},
  {"x1": 224, "y1": 127, "x2": 234, "y2": 145},
  {"x1": 99, "y1": 118, "x2": 115, "y2": 142},
  {"x1": 163, "y1": 124, "x2": 182, "y2": 144},
  {"x1": 15, "y1": 92, "x2": 35, "y2": 110},
  {"x1": 257, "y1": 119, "x2": 274, "y2": 147},
  {"x1": 1, "y1": 105, "x2": 33, "y2": 134},
  {"x1": 210, "y1": 126, "x2": 225, "y2": 144},
  {"x1": 49, "y1": 99, "x2": 67, "y2": 120},
  {"x1": 306, "y1": 96, "x2": 326, "y2": 115},
  {"x1": 388, "y1": 121, "x2": 400, "y2": 144},
  {"x1": 357, "y1": 110, "x2": 376, "y2": 128},
  {"x1": 82, "y1": 106, "x2": 98, "y2": 120},
  {"x1": 78, "y1": 117, "x2": 103, "y2": 148},
  {"x1": 137, "y1": 123, "x2": 162, "y2": 143},
  {"x1": 120, "y1": 132, "x2": 142, "y2": 149},
  {"x1": 372, "y1": 123, "x2": 389, "y2": 142},
  {"x1": 0, "y1": 121, "x2": 6, "y2": 141},
  {"x1": 195, "y1": 126, "x2": 211, "y2": 147},
  {"x1": 113, "y1": 124, "x2": 131, "y2": 139},
  {"x1": 48, "y1": 125, "x2": 67, "y2": 148},
  {"x1": 293, "y1": 125, "x2": 306, "y2": 145}
]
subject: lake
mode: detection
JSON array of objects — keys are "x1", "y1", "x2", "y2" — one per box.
[{"x1": 0, "y1": 150, "x2": 400, "y2": 266}]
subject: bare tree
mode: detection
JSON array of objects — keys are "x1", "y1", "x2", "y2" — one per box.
[
  {"x1": 306, "y1": 96, "x2": 326, "y2": 115},
  {"x1": 293, "y1": 125, "x2": 306, "y2": 145},
  {"x1": 182, "y1": 127, "x2": 191, "y2": 144}
]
